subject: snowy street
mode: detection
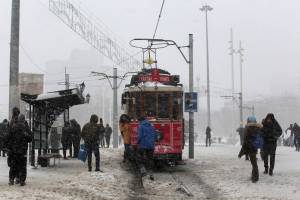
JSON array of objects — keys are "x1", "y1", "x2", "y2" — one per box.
[{"x1": 0, "y1": 145, "x2": 299, "y2": 200}]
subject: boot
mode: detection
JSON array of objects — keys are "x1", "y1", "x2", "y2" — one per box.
[
  {"x1": 20, "y1": 182, "x2": 26, "y2": 186},
  {"x1": 269, "y1": 169, "x2": 273, "y2": 176},
  {"x1": 263, "y1": 168, "x2": 268, "y2": 174},
  {"x1": 8, "y1": 179, "x2": 14, "y2": 186}
]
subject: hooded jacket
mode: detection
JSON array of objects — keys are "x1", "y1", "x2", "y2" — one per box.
[
  {"x1": 6, "y1": 114, "x2": 32, "y2": 155},
  {"x1": 81, "y1": 115, "x2": 101, "y2": 146},
  {"x1": 137, "y1": 119, "x2": 156, "y2": 150},
  {"x1": 261, "y1": 113, "x2": 282, "y2": 143}
]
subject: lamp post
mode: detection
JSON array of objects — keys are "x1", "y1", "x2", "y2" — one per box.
[{"x1": 200, "y1": 5, "x2": 213, "y2": 128}]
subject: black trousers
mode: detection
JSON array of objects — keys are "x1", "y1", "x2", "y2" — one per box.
[
  {"x1": 249, "y1": 152, "x2": 258, "y2": 181},
  {"x1": 105, "y1": 136, "x2": 111, "y2": 148},
  {"x1": 72, "y1": 138, "x2": 80, "y2": 157},
  {"x1": 206, "y1": 136, "x2": 211, "y2": 146},
  {"x1": 137, "y1": 148, "x2": 154, "y2": 174},
  {"x1": 86, "y1": 144, "x2": 100, "y2": 170},
  {"x1": 8, "y1": 154, "x2": 27, "y2": 183},
  {"x1": 62, "y1": 142, "x2": 72, "y2": 158},
  {"x1": 263, "y1": 141, "x2": 277, "y2": 171}
]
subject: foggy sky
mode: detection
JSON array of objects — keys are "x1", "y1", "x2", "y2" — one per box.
[{"x1": 1, "y1": 0, "x2": 300, "y2": 118}]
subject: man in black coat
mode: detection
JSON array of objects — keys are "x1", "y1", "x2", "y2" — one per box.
[
  {"x1": 104, "y1": 124, "x2": 112, "y2": 148},
  {"x1": 62, "y1": 122, "x2": 73, "y2": 159},
  {"x1": 70, "y1": 119, "x2": 81, "y2": 158},
  {"x1": 292, "y1": 123, "x2": 300, "y2": 152},
  {"x1": 261, "y1": 113, "x2": 282, "y2": 176},
  {"x1": 0, "y1": 119, "x2": 9, "y2": 157},
  {"x1": 6, "y1": 114, "x2": 32, "y2": 186},
  {"x1": 205, "y1": 126, "x2": 211, "y2": 147}
]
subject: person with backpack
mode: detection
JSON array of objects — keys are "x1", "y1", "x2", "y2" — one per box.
[
  {"x1": 261, "y1": 113, "x2": 282, "y2": 176},
  {"x1": 238, "y1": 116, "x2": 263, "y2": 183},
  {"x1": 137, "y1": 116, "x2": 156, "y2": 180},
  {"x1": 6, "y1": 114, "x2": 32, "y2": 186}
]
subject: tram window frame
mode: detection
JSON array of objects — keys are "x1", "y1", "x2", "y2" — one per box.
[
  {"x1": 144, "y1": 93, "x2": 157, "y2": 117},
  {"x1": 158, "y1": 93, "x2": 171, "y2": 119},
  {"x1": 135, "y1": 93, "x2": 142, "y2": 119},
  {"x1": 172, "y1": 92, "x2": 183, "y2": 120}
]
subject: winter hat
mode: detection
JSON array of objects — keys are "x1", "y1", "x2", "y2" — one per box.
[
  {"x1": 247, "y1": 116, "x2": 257, "y2": 123},
  {"x1": 18, "y1": 114, "x2": 25, "y2": 123}
]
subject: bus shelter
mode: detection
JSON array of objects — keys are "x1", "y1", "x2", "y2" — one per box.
[{"x1": 21, "y1": 86, "x2": 87, "y2": 166}]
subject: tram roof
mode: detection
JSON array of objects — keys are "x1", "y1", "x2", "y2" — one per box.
[{"x1": 124, "y1": 81, "x2": 183, "y2": 92}]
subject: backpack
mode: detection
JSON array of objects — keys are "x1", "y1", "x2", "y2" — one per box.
[{"x1": 252, "y1": 131, "x2": 264, "y2": 149}]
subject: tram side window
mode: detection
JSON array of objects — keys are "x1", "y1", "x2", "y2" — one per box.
[
  {"x1": 172, "y1": 92, "x2": 182, "y2": 120},
  {"x1": 135, "y1": 93, "x2": 142, "y2": 119},
  {"x1": 158, "y1": 93, "x2": 170, "y2": 119},
  {"x1": 145, "y1": 94, "x2": 157, "y2": 117}
]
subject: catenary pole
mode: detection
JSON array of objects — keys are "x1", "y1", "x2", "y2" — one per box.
[
  {"x1": 9, "y1": 0, "x2": 21, "y2": 118},
  {"x1": 188, "y1": 34, "x2": 194, "y2": 159},
  {"x1": 113, "y1": 68, "x2": 118, "y2": 148}
]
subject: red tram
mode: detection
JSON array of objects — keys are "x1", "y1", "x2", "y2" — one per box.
[{"x1": 121, "y1": 67, "x2": 184, "y2": 165}]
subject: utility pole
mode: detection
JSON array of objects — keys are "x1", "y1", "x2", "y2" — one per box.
[
  {"x1": 112, "y1": 68, "x2": 118, "y2": 148},
  {"x1": 64, "y1": 67, "x2": 70, "y2": 123},
  {"x1": 9, "y1": 0, "x2": 21, "y2": 118},
  {"x1": 188, "y1": 34, "x2": 194, "y2": 159},
  {"x1": 237, "y1": 41, "x2": 244, "y2": 127},
  {"x1": 200, "y1": 4, "x2": 213, "y2": 128}
]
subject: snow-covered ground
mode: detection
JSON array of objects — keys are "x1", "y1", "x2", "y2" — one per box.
[{"x1": 0, "y1": 145, "x2": 299, "y2": 200}]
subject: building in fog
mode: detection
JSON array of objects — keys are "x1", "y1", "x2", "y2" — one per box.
[{"x1": 19, "y1": 73, "x2": 44, "y2": 118}]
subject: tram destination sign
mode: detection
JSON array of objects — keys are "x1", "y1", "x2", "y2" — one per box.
[
  {"x1": 139, "y1": 75, "x2": 171, "y2": 83},
  {"x1": 184, "y1": 92, "x2": 198, "y2": 112}
]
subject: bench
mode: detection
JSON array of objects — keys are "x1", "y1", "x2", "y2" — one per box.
[{"x1": 38, "y1": 153, "x2": 62, "y2": 167}]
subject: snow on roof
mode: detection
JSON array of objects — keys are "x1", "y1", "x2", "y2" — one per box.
[{"x1": 125, "y1": 81, "x2": 183, "y2": 92}]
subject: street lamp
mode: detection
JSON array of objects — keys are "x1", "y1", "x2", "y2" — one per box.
[{"x1": 200, "y1": 5, "x2": 213, "y2": 128}]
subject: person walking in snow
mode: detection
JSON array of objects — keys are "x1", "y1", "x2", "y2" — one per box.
[
  {"x1": 119, "y1": 114, "x2": 132, "y2": 162},
  {"x1": 238, "y1": 116, "x2": 262, "y2": 183},
  {"x1": 62, "y1": 121, "x2": 73, "y2": 159},
  {"x1": 98, "y1": 118, "x2": 105, "y2": 148},
  {"x1": 0, "y1": 119, "x2": 9, "y2": 157},
  {"x1": 205, "y1": 126, "x2": 212, "y2": 147},
  {"x1": 137, "y1": 116, "x2": 156, "y2": 180},
  {"x1": 261, "y1": 113, "x2": 282, "y2": 176},
  {"x1": 81, "y1": 114, "x2": 102, "y2": 172},
  {"x1": 292, "y1": 123, "x2": 300, "y2": 152},
  {"x1": 6, "y1": 114, "x2": 32, "y2": 186},
  {"x1": 70, "y1": 119, "x2": 81, "y2": 158},
  {"x1": 104, "y1": 124, "x2": 112, "y2": 148}
]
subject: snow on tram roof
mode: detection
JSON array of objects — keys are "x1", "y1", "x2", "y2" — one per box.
[{"x1": 125, "y1": 81, "x2": 183, "y2": 92}]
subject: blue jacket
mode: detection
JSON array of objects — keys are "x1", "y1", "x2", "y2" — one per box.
[{"x1": 138, "y1": 119, "x2": 156, "y2": 150}]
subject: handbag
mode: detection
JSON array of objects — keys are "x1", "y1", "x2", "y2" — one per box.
[{"x1": 78, "y1": 144, "x2": 87, "y2": 162}]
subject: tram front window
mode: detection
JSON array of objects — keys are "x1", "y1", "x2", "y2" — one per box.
[
  {"x1": 158, "y1": 93, "x2": 170, "y2": 118},
  {"x1": 145, "y1": 94, "x2": 157, "y2": 117}
]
